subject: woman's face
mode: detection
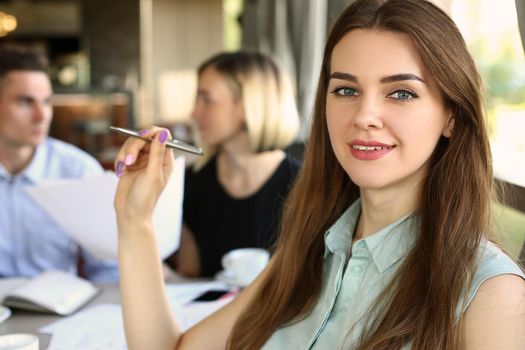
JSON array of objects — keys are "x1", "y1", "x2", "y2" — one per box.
[
  {"x1": 192, "y1": 67, "x2": 245, "y2": 146},
  {"x1": 326, "y1": 29, "x2": 453, "y2": 192}
]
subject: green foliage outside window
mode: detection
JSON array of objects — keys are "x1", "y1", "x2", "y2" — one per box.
[
  {"x1": 223, "y1": 0, "x2": 242, "y2": 51},
  {"x1": 469, "y1": 36, "x2": 525, "y2": 135}
]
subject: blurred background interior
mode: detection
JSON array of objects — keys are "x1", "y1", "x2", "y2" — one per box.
[{"x1": 0, "y1": 0, "x2": 524, "y2": 259}]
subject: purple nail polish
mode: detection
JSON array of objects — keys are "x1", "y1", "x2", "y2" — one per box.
[
  {"x1": 159, "y1": 130, "x2": 168, "y2": 143},
  {"x1": 138, "y1": 129, "x2": 149, "y2": 136},
  {"x1": 116, "y1": 161, "x2": 124, "y2": 177}
]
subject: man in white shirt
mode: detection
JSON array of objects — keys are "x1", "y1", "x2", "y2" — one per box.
[{"x1": 0, "y1": 46, "x2": 118, "y2": 282}]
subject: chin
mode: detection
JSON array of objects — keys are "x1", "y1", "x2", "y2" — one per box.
[
  {"x1": 27, "y1": 135, "x2": 47, "y2": 146},
  {"x1": 347, "y1": 172, "x2": 392, "y2": 190},
  {"x1": 352, "y1": 180, "x2": 391, "y2": 191},
  {"x1": 197, "y1": 134, "x2": 213, "y2": 145}
]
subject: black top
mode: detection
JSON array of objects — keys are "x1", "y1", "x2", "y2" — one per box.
[{"x1": 182, "y1": 154, "x2": 300, "y2": 277}]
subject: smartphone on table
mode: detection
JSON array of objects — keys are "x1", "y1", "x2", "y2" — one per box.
[{"x1": 192, "y1": 290, "x2": 233, "y2": 302}]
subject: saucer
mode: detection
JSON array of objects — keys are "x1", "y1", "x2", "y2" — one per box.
[
  {"x1": 215, "y1": 270, "x2": 239, "y2": 286},
  {"x1": 0, "y1": 333, "x2": 38, "y2": 350},
  {"x1": 215, "y1": 270, "x2": 252, "y2": 287},
  {"x1": 0, "y1": 306, "x2": 11, "y2": 325}
]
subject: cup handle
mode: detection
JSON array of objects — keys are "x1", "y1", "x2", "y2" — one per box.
[{"x1": 221, "y1": 255, "x2": 231, "y2": 271}]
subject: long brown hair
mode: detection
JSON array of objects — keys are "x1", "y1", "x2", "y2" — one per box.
[{"x1": 228, "y1": 0, "x2": 492, "y2": 349}]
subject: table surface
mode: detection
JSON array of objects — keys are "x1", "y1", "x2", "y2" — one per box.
[
  {"x1": 0, "y1": 272, "x2": 196, "y2": 350},
  {"x1": 0, "y1": 283, "x2": 121, "y2": 349}
]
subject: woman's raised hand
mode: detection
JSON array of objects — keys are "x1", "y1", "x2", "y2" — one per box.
[{"x1": 113, "y1": 127, "x2": 174, "y2": 223}]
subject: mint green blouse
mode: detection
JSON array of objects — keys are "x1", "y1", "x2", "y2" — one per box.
[{"x1": 262, "y1": 200, "x2": 525, "y2": 349}]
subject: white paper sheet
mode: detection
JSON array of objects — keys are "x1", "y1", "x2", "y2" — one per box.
[
  {"x1": 41, "y1": 304, "x2": 127, "y2": 350},
  {"x1": 24, "y1": 156, "x2": 185, "y2": 261},
  {"x1": 40, "y1": 282, "x2": 236, "y2": 350}
]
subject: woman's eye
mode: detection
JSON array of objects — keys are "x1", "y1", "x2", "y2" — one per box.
[
  {"x1": 332, "y1": 87, "x2": 358, "y2": 97},
  {"x1": 388, "y1": 89, "x2": 418, "y2": 101},
  {"x1": 196, "y1": 96, "x2": 213, "y2": 105}
]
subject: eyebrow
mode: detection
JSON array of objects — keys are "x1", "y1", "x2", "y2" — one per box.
[
  {"x1": 16, "y1": 95, "x2": 52, "y2": 103},
  {"x1": 196, "y1": 89, "x2": 210, "y2": 96},
  {"x1": 329, "y1": 72, "x2": 425, "y2": 84}
]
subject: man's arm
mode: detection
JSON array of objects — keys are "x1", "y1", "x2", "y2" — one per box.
[{"x1": 80, "y1": 248, "x2": 119, "y2": 283}]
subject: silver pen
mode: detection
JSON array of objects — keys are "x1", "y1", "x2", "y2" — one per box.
[{"x1": 109, "y1": 126, "x2": 204, "y2": 156}]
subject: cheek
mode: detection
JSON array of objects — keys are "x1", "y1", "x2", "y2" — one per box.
[
  {"x1": 45, "y1": 107, "x2": 53, "y2": 120},
  {"x1": 221, "y1": 104, "x2": 244, "y2": 129},
  {"x1": 326, "y1": 103, "x2": 347, "y2": 136},
  {"x1": 325, "y1": 115, "x2": 339, "y2": 149},
  {"x1": 231, "y1": 107, "x2": 245, "y2": 128},
  {"x1": 200, "y1": 105, "x2": 222, "y2": 125},
  {"x1": 326, "y1": 119, "x2": 348, "y2": 166},
  {"x1": 394, "y1": 117, "x2": 444, "y2": 159},
  {"x1": 4, "y1": 112, "x2": 24, "y2": 128},
  {"x1": 7, "y1": 107, "x2": 30, "y2": 123},
  {"x1": 326, "y1": 105, "x2": 356, "y2": 156}
]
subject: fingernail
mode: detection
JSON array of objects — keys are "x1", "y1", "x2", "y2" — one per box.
[
  {"x1": 116, "y1": 161, "x2": 124, "y2": 177},
  {"x1": 159, "y1": 130, "x2": 168, "y2": 143},
  {"x1": 138, "y1": 129, "x2": 149, "y2": 136},
  {"x1": 124, "y1": 154, "x2": 133, "y2": 166}
]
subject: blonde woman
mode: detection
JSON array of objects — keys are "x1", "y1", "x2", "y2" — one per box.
[
  {"x1": 165, "y1": 51, "x2": 301, "y2": 277},
  {"x1": 114, "y1": 1, "x2": 525, "y2": 349}
]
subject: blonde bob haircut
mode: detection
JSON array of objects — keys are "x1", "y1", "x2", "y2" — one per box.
[{"x1": 194, "y1": 51, "x2": 300, "y2": 167}]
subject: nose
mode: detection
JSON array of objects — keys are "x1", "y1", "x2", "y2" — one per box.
[
  {"x1": 191, "y1": 100, "x2": 202, "y2": 121},
  {"x1": 32, "y1": 103, "x2": 51, "y2": 123},
  {"x1": 352, "y1": 97, "x2": 383, "y2": 130}
]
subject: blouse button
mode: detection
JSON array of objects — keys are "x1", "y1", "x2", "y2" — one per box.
[
  {"x1": 352, "y1": 265, "x2": 363, "y2": 274},
  {"x1": 354, "y1": 241, "x2": 365, "y2": 251}
]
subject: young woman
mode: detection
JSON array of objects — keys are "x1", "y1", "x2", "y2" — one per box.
[
  {"x1": 165, "y1": 51, "x2": 301, "y2": 277},
  {"x1": 114, "y1": 0, "x2": 525, "y2": 349}
]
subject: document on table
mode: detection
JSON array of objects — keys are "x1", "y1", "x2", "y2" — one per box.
[
  {"x1": 40, "y1": 282, "x2": 235, "y2": 350},
  {"x1": 24, "y1": 156, "x2": 185, "y2": 261}
]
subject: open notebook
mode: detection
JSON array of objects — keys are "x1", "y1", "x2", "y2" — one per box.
[
  {"x1": 0, "y1": 306, "x2": 11, "y2": 324},
  {"x1": 0, "y1": 270, "x2": 98, "y2": 316}
]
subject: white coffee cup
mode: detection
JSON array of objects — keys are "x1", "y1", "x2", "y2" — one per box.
[
  {"x1": 0, "y1": 334, "x2": 38, "y2": 350},
  {"x1": 221, "y1": 248, "x2": 270, "y2": 287}
]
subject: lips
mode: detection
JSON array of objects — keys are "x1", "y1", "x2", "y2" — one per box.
[
  {"x1": 31, "y1": 128, "x2": 48, "y2": 136},
  {"x1": 348, "y1": 139, "x2": 395, "y2": 161}
]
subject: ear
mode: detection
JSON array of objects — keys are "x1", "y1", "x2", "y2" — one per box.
[
  {"x1": 442, "y1": 114, "x2": 455, "y2": 138},
  {"x1": 235, "y1": 101, "x2": 245, "y2": 120},
  {"x1": 234, "y1": 99, "x2": 248, "y2": 130}
]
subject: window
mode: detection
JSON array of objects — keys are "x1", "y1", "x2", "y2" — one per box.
[
  {"x1": 223, "y1": 0, "x2": 242, "y2": 50},
  {"x1": 448, "y1": 0, "x2": 525, "y2": 187}
]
